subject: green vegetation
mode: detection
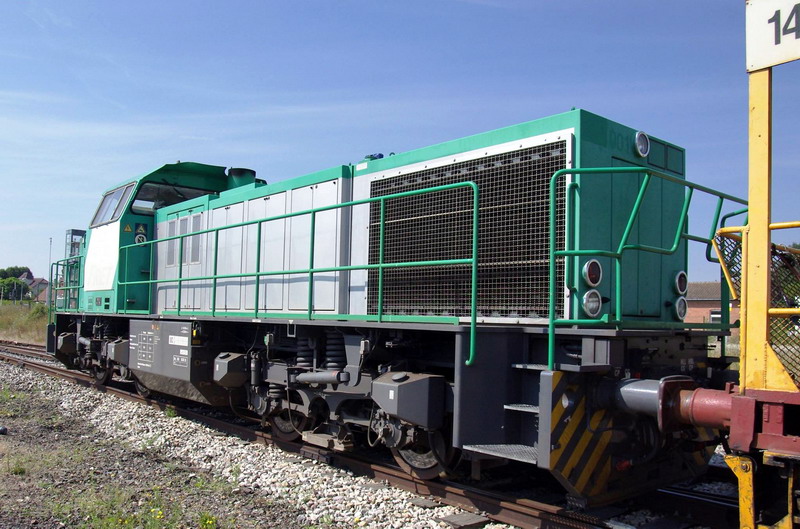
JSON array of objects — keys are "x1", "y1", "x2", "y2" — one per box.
[
  {"x1": 54, "y1": 487, "x2": 179, "y2": 529},
  {"x1": 47, "y1": 482, "x2": 241, "y2": 529},
  {"x1": 0, "y1": 266, "x2": 32, "y2": 280},
  {"x1": 0, "y1": 278, "x2": 29, "y2": 301},
  {"x1": 198, "y1": 512, "x2": 221, "y2": 529},
  {"x1": 3, "y1": 445, "x2": 73, "y2": 479},
  {"x1": 0, "y1": 302, "x2": 48, "y2": 344},
  {"x1": 0, "y1": 383, "x2": 25, "y2": 416},
  {"x1": 0, "y1": 266, "x2": 34, "y2": 301}
]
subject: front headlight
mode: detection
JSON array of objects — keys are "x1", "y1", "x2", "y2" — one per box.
[
  {"x1": 582, "y1": 289, "x2": 603, "y2": 318},
  {"x1": 674, "y1": 296, "x2": 688, "y2": 321},
  {"x1": 635, "y1": 131, "x2": 650, "y2": 157}
]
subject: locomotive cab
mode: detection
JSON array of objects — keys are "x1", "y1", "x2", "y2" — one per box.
[{"x1": 78, "y1": 163, "x2": 255, "y2": 314}]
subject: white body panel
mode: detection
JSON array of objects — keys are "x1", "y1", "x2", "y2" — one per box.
[
  {"x1": 154, "y1": 178, "x2": 350, "y2": 314},
  {"x1": 84, "y1": 223, "x2": 120, "y2": 291}
]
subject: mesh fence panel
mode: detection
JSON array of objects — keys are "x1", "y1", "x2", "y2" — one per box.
[
  {"x1": 769, "y1": 317, "x2": 800, "y2": 388},
  {"x1": 716, "y1": 232, "x2": 800, "y2": 386},
  {"x1": 769, "y1": 246, "x2": 800, "y2": 387},
  {"x1": 714, "y1": 233, "x2": 743, "y2": 298}
]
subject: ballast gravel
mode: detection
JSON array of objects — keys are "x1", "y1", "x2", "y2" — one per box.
[{"x1": 0, "y1": 360, "x2": 512, "y2": 528}]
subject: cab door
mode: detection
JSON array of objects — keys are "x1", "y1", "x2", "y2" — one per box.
[{"x1": 118, "y1": 211, "x2": 154, "y2": 313}]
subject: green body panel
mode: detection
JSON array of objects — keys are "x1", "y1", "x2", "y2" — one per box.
[
  {"x1": 100, "y1": 162, "x2": 232, "y2": 194},
  {"x1": 572, "y1": 112, "x2": 687, "y2": 321}
]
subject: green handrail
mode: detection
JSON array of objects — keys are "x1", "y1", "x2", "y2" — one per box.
[
  {"x1": 118, "y1": 181, "x2": 481, "y2": 365},
  {"x1": 547, "y1": 166, "x2": 748, "y2": 370},
  {"x1": 49, "y1": 255, "x2": 84, "y2": 321}
]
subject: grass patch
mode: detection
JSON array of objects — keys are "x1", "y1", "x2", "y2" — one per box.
[
  {"x1": 0, "y1": 302, "x2": 48, "y2": 344},
  {"x1": 0, "y1": 384, "x2": 24, "y2": 418},
  {"x1": 3, "y1": 446, "x2": 77, "y2": 478},
  {"x1": 0, "y1": 385, "x2": 25, "y2": 403},
  {"x1": 8, "y1": 461, "x2": 27, "y2": 475},
  {"x1": 49, "y1": 486, "x2": 238, "y2": 529},
  {"x1": 59, "y1": 487, "x2": 181, "y2": 529},
  {"x1": 191, "y1": 473, "x2": 235, "y2": 495}
]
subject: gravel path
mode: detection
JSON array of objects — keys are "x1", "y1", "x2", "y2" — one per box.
[{"x1": 0, "y1": 360, "x2": 511, "y2": 528}]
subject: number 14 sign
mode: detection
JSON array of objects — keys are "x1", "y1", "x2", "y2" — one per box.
[{"x1": 747, "y1": 0, "x2": 800, "y2": 71}]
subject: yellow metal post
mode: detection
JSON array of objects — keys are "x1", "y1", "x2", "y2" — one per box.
[
  {"x1": 726, "y1": 454, "x2": 757, "y2": 529},
  {"x1": 743, "y1": 68, "x2": 772, "y2": 391},
  {"x1": 742, "y1": 68, "x2": 797, "y2": 392}
]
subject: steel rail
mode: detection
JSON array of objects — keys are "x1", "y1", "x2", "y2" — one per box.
[{"x1": 0, "y1": 340, "x2": 53, "y2": 360}]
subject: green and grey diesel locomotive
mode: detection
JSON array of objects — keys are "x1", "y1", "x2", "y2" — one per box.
[{"x1": 48, "y1": 109, "x2": 746, "y2": 507}]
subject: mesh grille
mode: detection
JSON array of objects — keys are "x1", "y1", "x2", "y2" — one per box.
[
  {"x1": 770, "y1": 246, "x2": 800, "y2": 308},
  {"x1": 714, "y1": 232, "x2": 743, "y2": 298},
  {"x1": 769, "y1": 317, "x2": 800, "y2": 388},
  {"x1": 769, "y1": 246, "x2": 800, "y2": 387},
  {"x1": 366, "y1": 141, "x2": 567, "y2": 318},
  {"x1": 714, "y1": 231, "x2": 800, "y2": 386}
]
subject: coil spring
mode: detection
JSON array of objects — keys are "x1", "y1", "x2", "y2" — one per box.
[
  {"x1": 296, "y1": 337, "x2": 313, "y2": 368},
  {"x1": 324, "y1": 330, "x2": 346, "y2": 370},
  {"x1": 268, "y1": 383, "x2": 284, "y2": 400}
]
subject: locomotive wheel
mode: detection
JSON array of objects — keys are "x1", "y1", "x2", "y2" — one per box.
[
  {"x1": 269, "y1": 409, "x2": 307, "y2": 441},
  {"x1": 91, "y1": 365, "x2": 113, "y2": 386},
  {"x1": 133, "y1": 376, "x2": 152, "y2": 398},
  {"x1": 390, "y1": 431, "x2": 453, "y2": 480}
]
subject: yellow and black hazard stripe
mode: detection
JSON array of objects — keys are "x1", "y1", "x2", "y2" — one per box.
[{"x1": 548, "y1": 371, "x2": 614, "y2": 498}]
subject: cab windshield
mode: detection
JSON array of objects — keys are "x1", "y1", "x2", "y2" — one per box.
[
  {"x1": 90, "y1": 184, "x2": 135, "y2": 227},
  {"x1": 130, "y1": 182, "x2": 215, "y2": 215}
]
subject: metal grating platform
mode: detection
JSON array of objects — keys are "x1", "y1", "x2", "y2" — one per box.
[
  {"x1": 462, "y1": 444, "x2": 539, "y2": 465},
  {"x1": 366, "y1": 141, "x2": 567, "y2": 318}
]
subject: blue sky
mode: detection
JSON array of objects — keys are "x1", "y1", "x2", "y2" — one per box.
[{"x1": 1, "y1": 1, "x2": 798, "y2": 281}]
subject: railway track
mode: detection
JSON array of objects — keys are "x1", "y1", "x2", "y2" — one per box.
[
  {"x1": 0, "y1": 339, "x2": 54, "y2": 360},
  {"x1": 0, "y1": 343, "x2": 739, "y2": 529}
]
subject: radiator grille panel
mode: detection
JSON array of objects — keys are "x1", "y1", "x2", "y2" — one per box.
[{"x1": 367, "y1": 141, "x2": 567, "y2": 318}]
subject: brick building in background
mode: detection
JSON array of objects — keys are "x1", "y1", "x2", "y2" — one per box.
[
  {"x1": 18, "y1": 271, "x2": 49, "y2": 304},
  {"x1": 686, "y1": 281, "x2": 740, "y2": 341}
]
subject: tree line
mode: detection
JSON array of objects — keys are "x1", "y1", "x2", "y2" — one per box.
[{"x1": 0, "y1": 266, "x2": 33, "y2": 301}]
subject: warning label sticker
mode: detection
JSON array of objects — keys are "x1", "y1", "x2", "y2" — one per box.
[
  {"x1": 168, "y1": 335, "x2": 189, "y2": 347},
  {"x1": 123, "y1": 224, "x2": 132, "y2": 233},
  {"x1": 135, "y1": 223, "x2": 147, "y2": 234}
]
